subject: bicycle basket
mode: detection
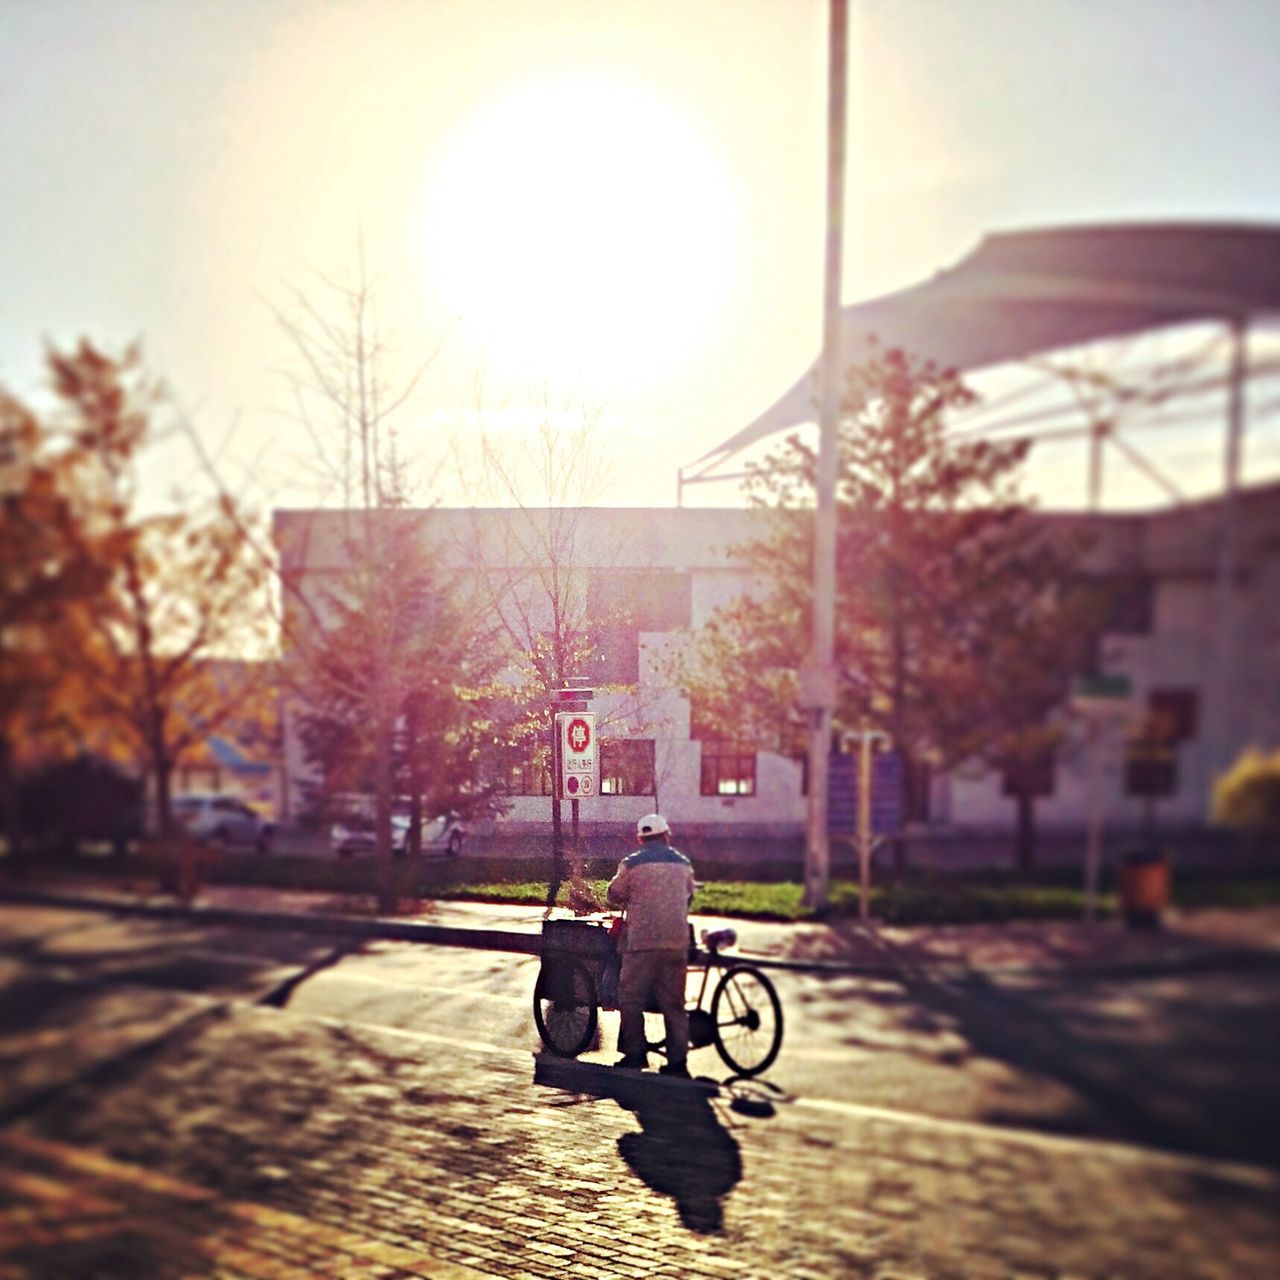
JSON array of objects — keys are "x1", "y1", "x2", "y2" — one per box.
[
  {"x1": 540, "y1": 918, "x2": 617, "y2": 960},
  {"x1": 539, "y1": 918, "x2": 617, "y2": 997}
]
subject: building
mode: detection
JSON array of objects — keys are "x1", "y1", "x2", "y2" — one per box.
[{"x1": 273, "y1": 482, "x2": 1280, "y2": 850}]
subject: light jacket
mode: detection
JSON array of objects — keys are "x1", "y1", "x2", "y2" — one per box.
[{"x1": 606, "y1": 841, "x2": 695, "y2": 953}]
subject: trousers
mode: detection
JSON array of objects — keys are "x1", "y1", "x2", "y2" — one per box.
[{"x1": 618, "y1": 947, "x2": 689, "y2": 1064}]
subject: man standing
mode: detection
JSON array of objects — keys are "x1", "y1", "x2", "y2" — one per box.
[{"x1": 607, "y1": 813, "x2": 696, "y2": 1076}]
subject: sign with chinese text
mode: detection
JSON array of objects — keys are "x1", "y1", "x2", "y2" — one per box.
[{"x1": 558, "y1": 712, "x2": 597, "y2": 799}]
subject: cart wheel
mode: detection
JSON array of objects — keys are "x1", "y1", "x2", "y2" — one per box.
[
  {"x1": 534, "y1": 959, "x2": 598, "y2": 1058},
  {"x1": 711, "y1": 964, "x2": 783, "y2": 1077}
]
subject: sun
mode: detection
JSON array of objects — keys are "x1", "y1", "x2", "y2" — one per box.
[{"x1": 419, "y1": 75, "x2": 739, "y2": 395}]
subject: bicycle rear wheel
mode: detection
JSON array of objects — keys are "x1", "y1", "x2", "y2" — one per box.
[
  {"x1": 533, "y1": 958, "x2": 598, "y2": 1058},
  {"x1": 710, "y1": 964, "x2": 783, "y2": 1077}
]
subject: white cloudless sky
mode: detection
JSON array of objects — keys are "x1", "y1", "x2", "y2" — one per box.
[{"x1": 2, "y1": 0, "x2": 1279, "y2": 513}]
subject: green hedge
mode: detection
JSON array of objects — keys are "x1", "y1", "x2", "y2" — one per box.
[{"x1": 23, "y1": 847, "x2": 1280, "y2": 925}]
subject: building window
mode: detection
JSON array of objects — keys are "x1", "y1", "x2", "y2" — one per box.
[
  {"x1": 600, "y1": 739, "x2": 655, "y2": 796},
  {"x1": 1124, "y1": 688, "x2": 1195, "y2": 800},
  {"x1": 1147, "y1": 688, "x2": 1197, "y2": 743},
  {"x1": 504, "y1": 744, "x2": 552, "y2": 796},
  {"x1": 1100, "y1": 574, "x2": 1155, "y2": 635},
  {"x1": 587, "y1": 571, "x2": 693, "y2": 685},
  {"x1": 1000, "y1": 744, "x2": 1056, "y2": 799},
  {"x1": 905, "y1": 757, "x2": 932, "y2": 823},
  {"x1": 700, "y1": 741, "x2": 757, "y2": 796}
]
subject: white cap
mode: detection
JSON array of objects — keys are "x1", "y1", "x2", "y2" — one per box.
[{"x1": 635, "y1": 813, "x2": 670, "y2": 839}]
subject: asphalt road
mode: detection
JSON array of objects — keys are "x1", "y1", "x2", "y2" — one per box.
[{"x1": 3, "y1": 902, "x2": 1276, "y2": 1172}]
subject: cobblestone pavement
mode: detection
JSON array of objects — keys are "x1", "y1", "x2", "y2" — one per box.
[{"x1": 1, "y1": 983, "x2": 1277, "y2": 1280}]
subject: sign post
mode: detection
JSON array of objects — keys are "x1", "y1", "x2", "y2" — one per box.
[
  {"x1": 553, "y1": 682, "x2": 595, "y2": 857},
  {"x1": 1072, "y1": 673, "x2": 1136, "y2": 922},
  {"x1": 828, "y1": 728, "x2": 897, "y2": 923}
]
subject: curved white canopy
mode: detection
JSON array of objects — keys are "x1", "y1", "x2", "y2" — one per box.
[{"x1": 698, "y1": 221, "x2": 1280, "y2": 466}]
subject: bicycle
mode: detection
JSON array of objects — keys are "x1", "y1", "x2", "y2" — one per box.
[{"x1": 533, "y1": 916, "x2": 784, "y2": 1078}]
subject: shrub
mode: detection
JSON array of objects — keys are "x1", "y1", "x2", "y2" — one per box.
[
  {"x1": 7, "y1": 755, "x2": 143, "y2": 854},
  {"x1": 1212, "y1": 748, "x2": 1280, "y2": 832}
]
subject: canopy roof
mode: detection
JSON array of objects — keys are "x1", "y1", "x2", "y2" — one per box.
[{"x1": 700, "y1": 221, "x2": 1280, "y2": 465}]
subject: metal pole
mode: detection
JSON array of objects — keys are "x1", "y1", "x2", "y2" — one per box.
[
  {"x1": 1211, "y1": 318, "x2": 1248, "y2": 782},
  {"x1": 1087, "y1": 421, "x2": 1105, "y2": 511},
  {"x1": 803, "y1": 0, "x2": 849, "y2": 911},
  {"x1": 551, "y1": 714, "x2": 563, "y2": 864},
  {"x1": 1084, "y1": 718, "x2": 1102, "y2": 923}
]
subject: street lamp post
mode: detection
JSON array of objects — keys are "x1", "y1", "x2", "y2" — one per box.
[{"x1": 802, "y1": 0, "x2": 849, "y2": 910}]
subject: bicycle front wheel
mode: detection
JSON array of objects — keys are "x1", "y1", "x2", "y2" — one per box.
[
  {"x1": 533, "y1": 958, "x2": 598, "y2": 1058},
  {"x1": 710, "y1": 964, "x2": 783, "y2": 1077}
]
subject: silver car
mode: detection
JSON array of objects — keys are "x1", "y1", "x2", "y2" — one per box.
[
  {"x1": 330, "y1": 810, "x2": 465, "y2": 858},
  {"x1": 172, "y1": 794, "x2": 273, "y2": 853}
]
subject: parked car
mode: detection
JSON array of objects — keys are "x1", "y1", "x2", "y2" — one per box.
[
  {"x1": 330, "y1": 809, "x2": 465, "y2": 858},
  {"x1": 172, "y1": 793, "x2": 273, "y2": 853}
]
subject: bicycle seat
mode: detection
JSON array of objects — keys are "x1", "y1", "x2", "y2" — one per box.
[{"x1": 700, "y1": 927, "x2": 738, "y2": 952}]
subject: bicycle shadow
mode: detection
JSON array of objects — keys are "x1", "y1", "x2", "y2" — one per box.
[{"x1": 533, "y1": 1058, "x2": 745, "y2": 1233}]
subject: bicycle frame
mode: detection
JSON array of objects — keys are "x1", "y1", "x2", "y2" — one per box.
[{"x1": 533, "y1": 915, "x2": 783, "y2": 1076}]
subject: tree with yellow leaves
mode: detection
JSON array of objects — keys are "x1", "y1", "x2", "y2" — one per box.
[{"x1": 4, "y1": 342, "x2": 273, "y2": 846}]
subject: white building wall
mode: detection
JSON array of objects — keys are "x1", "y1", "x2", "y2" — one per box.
[{"x1": 274, "y1": 487, "x2": 1280, "y2": 836}]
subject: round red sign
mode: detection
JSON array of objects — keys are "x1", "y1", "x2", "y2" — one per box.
[{"x1": 566, "y1": 717, "x2": 591, "y2": 754}]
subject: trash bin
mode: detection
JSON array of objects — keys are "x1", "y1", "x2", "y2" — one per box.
[{"x1": 1119, "y1": 847, "x2": 1169, "y2": 929}]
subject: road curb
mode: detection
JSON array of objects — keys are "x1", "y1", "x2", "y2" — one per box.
[
  {"x1": 0, "y1": 885, "x2": 542, "y2": 954},
  {"x1": 3, "y1": 884, "x2": 1278, "y2": 981}
]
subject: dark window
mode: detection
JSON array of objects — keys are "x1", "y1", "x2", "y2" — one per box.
[
  {"x1": 1098, "y1": 574, "x2": 1155, "y2": 635},
  {"x1": 1000, "y1": 744, "x2": 1057, "y2": 798},
  {"x1": 600, "y1": 740, "x2": 655, "y2": 796},
  {"x1": 1124, "y1": 689, "x2": 1194, "y2": 799},
  {"x1": 587, "y1": 571, "x2": 693, "y2": 685},
  {"x1": 905, "y1": 758, "x2": 932, "y2": 823},
  {"x1": 700, "y1": 741, "x2": 757, "y2": 797},
  {"x1": 1124, "y1": 740, "x2": 1178, "y2": 796},
  {"x1": 1147, "y1": 688, "x2": 1197, "y2": 743},
  {"x1": 591, "y1": 625, "x2": 642, "y2": 686}
]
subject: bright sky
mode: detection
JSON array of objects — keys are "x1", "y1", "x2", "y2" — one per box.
[{"x1": 3, "y1": 0, "x2": 1279, "y2": 514}]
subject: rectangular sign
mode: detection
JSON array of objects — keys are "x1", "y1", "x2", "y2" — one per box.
[
  {"x1": 557, "y1": 712, "x2": 598, "y2": 799},
  {"x1": 828, "y1": 751, "x2": 904, "y2": 836}
]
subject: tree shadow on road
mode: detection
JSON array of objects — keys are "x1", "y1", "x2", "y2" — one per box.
[
  {"x1": 533, "y1": 1059, "x2": 744, "y2": 1233},
  {"x1": 846, "y1": 932, "x2": 1280, "y2": 1170}
]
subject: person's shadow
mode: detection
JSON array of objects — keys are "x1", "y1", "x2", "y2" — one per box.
[
  {"x1": 534, "y1": 1057, "x2": 742, "y2": 1234},
  {"x1": 616, "y1": 1081, "x2": 742, "y2": 1232}
]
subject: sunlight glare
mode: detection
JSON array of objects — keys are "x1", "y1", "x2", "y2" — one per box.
[{"x1": 419, "y1": 75, "x2": 739, "y2": 395}]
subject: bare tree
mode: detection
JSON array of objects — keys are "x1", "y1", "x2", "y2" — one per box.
[
  {"x1": 270, "y1": 251, "x2": 499, "y2": 911},
  {"x1": 453, "y1": 400, "x2": 631, "y2": 907}
]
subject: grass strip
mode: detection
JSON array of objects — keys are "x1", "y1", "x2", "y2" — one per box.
[{"x1": 18, "y1": 848, "x2": 1280, "y2": 925}]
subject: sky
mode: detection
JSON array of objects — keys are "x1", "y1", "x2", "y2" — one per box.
[{"x1": 3, "y1": 0, "x2": 1279, "y2": 515}]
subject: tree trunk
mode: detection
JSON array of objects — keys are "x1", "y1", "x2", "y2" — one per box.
[
  {"x1": 152, "y1": 745, "x2": 173, "y2": 839},
  {"x1": 1015, "y1": 790, "x2": 1037, "y2": 874},
  {"x1": 374, "y1": 711, "x2": 395, "y2": 914},
  {"x1": 887, "y1": 448, "x2": 910, "y2": 881},
  {"x1": 0, "y1": 735, "x2": 24, "y2": 878},
  {"x1": 890, "y1": 623, "x2": 909, "y2": 880},
  {"x1": 405, "y1": 698, "x2": 422, "y2": 859}
]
